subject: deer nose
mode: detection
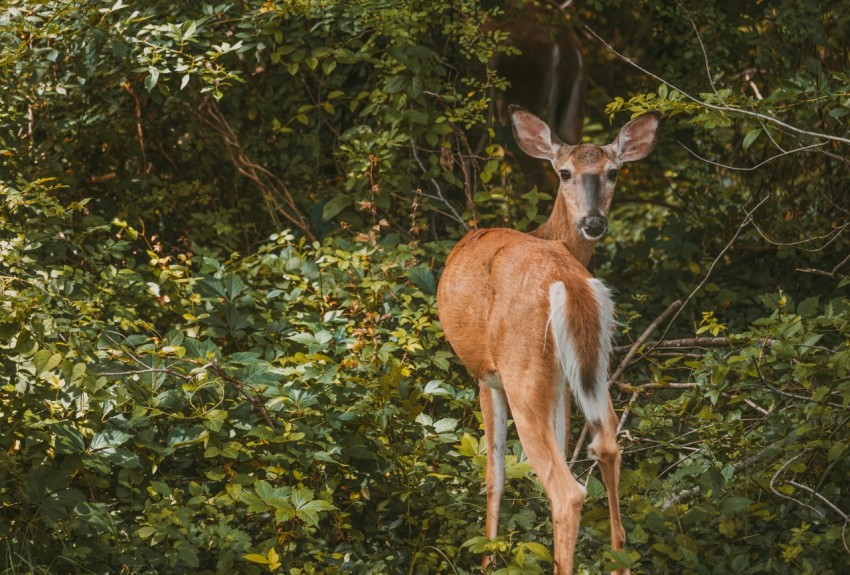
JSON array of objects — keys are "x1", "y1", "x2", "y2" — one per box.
[{"x1": 579, "y1": 215, "x2": 607, "y2": 240}]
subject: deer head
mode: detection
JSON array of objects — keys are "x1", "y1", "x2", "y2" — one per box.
[{"x1": 510, "y1": 105, "x2": 660, "y2": 242}]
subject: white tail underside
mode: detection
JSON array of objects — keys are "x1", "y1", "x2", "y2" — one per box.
[{"x1": 548, "y1": 280, "x2": 614, "y2": 424}]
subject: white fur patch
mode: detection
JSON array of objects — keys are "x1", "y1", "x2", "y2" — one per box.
[
  {"x1": 588, "y1": 277, "x2": 615, "y2": 404},
  {"x1": 483, "y1": 372, "x2": 503, "y2": 390},
  {"x1": 490, "y1": 387, "x2": 508, "y2": 496},
  {"x1": 548, "y1": 280, "x2": 614, "y2": 424}
]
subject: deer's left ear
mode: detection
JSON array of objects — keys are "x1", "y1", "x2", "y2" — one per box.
[{"x1": 610, "y1": 111, "x2": 660, "y2": 163}]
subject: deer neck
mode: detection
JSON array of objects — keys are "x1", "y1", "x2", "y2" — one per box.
[{"x1": 529, "y1": 193, "x2": 596, "y2": 268}]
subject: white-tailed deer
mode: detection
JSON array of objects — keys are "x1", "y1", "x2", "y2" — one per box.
[{"x1": 437, "y1": 106, "x2": 659, "y2": 574}]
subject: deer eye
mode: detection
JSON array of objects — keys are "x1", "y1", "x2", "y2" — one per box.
[
  {"x1": 607, "y1": 169, "x2": 619, "y2": 181},
  {"x1": 559, "y1": 169, "x2": 572, "y2": 181}
]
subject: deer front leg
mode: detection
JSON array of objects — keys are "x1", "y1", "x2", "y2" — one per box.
[
  {"x1": 479, "y1": 381, "x2": 508, "y2": 570},
  {"x1": 589, "y1": 398, "x2": 630, "y2": 575}
]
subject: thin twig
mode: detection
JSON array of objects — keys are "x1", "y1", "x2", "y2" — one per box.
[
  {"x1": 569, "y1": 424, "x2": 589, "y2": 468},
  {"x1": 788, "y1": 479, "x2": 849, "y2": 520},
  {"x1": 762, "y1": 382, "x2": 848, "y2": 411},
  {"x1": 612, "y1": 336, "x2": 732, "y2": 354},
  {"x1": 679, "y1": 141, "x2": 829, "y2": 172},
  {"x1": 752, "y1": 220, "x2": 848, "y2": 253},
  {"x1": 122, "y1": 82, "x2": 150, "y2": 174},
  {"x1": 97, "y1": 367, "x2": 190, "y2": 381},
  {"x1": 584, "y1": 26, "x2": 850, "y2": 146},
  {"x1": 617, "y1": 382, "x2": 700, "y2": 392},
  {"x1": 796, "y1": 251, "x2": 850, "y2": 279},
  {"x1": 743, "y1": 397, "x2": 769, "y2": 416},
  {"x1": 570, "y1": 300, "x2": 681, "y2": 468},
  {"x1": 611, "y1": 300, "x2": 683, "y2": 386},
  {"x1": 654, "y1": 195, "x2": 770, "y2": 344},
  {"x1": 770, "y1": 454, "x2": 824, "y2": 518},
  {"x1": 199, "y1": 99, "x2": 315, "y2": 240},
  {"x1": 662, "y1": 440, "x2": 780, "y2": 510},
  {"x1": 206, "y1": 362, "x2": 277, "y2": 430},
  {"x1": 409, "y1": 138, "x2": 468, "y2": 229}
]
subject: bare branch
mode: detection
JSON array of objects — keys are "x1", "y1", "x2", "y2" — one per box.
[
  {"x1": 655, "y1": 195, "x2": 771, "y2": 343},
  {"x1": 743, "y1": 397, "x2": 769, "y2": 416},
  {"x1": 97, "y1": 367, "x2": 190, "y2": 381},
  {"x1": 678, "y1": 140, "x2": 829, "y2": 172},
  {"x1": 796, "y1": 252, "x2": 850, "y2": 279},
  {"x1": 613, "y1": 336, "x2": 733, "y2": 354},
  {"x1": 409, "y1": 138, "x2": 469, "y2": 229},
  {"x1": 787, "y1": 479, "x2": 849, "y2": 521},
  {"x1": 762, "y1": 381, "x2": 849, "y2": 411},
  {"x1": 199, "y1": 99, "x2": 315, "y2": 241},
  {"x1": 570, "y1": 300, "x2": 681, "y2": 468},
  {"x1": 611, "y1": 300, "x2": 683, "y2": 386},
  {"x1": 752, "y1": 220, "x2": 848, "y2": 253},
  {"x1": 617, "y1": 382, "x2": 699, "y2": 392},
  {"x1": 770, "y1": 454, "x2": 826, "y2": 519},
  {"x1": 584, "y1": 26, "x2": 850, "y2": 146}
]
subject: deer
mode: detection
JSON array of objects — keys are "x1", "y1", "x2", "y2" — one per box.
[
  {"x1": 436, "y1": 105, "x2": 659, "y2": 574},
  {"x1": 486, "y1": 2, "x2": 586, "y2": 193}
]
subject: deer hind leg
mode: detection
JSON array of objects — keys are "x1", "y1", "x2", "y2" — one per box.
[
  {"x1": 503, "y1": 373, "x2": 585, "y2": 575},
  {"x1": 588, "y1": 397, "x2": 630, "y2": 575},
  {"x1": 479, "y1": 380, "x2": 508, "y2": 570}
]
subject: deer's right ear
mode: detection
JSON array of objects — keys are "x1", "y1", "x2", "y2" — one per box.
[{"x1": 510, "y1": 105, "x2": 562, "y2": 161}]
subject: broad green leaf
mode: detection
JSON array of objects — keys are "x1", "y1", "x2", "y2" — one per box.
[
  {"x1": 166, "y1": 426, "x2": 208, "y2": 447},
  {"x1": 52, "y1": 422, "x2": 86, "y2": 454},
  {"x1": 742, "y1": 128, "x2": 761, "y2": 150},
  {"x1": 322, "y1": 195, "x2": 350, "y2": 221}
]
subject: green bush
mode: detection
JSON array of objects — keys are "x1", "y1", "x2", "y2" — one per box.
[{"x1": 2, "y1": 1, "x2": 850, "y2": 573}]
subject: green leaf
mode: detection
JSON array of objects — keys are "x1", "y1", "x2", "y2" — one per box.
[
  {"x1": 742, "y1": 128, "x2": 761, "y2": 150},
  {"x1": 385, "y1": 75, "x2": 406, "y2": 94},
  {"x1": 223, "y1": 275, "x2": 248, "y2": 300},
  {"x1": 585, "y1": 474, "x2": 605, "y2": 499},
  {"x1": 457, "y1": 433, "x2": 481, "y2": 458},
  {"x1": 243, "y1": 553, "x2": 270, "y2": 565},
  {"x1": 166, "y1": 426, "x2": 208, "y2": 447},
  {"x1": 89, "y1": 428, "x2": 132, "y2": 451},
  {"x1": 145, "y1": 67, "x2": 160, "y2": 91},
  {"x1": 433, "y1": 417, "x2": 458, "y2": 433},
  {"x1": 423, "y1": 380, "x2": 450, "y2": 396},
  {"x1": 523, "y1": 541, "x2": 552, "y2": 561},
  {"x1": 52, "y1": 422, "x2": 86, "y2": 454},
  {"x1": 291, "y1": 488, "x2": 334, "y2": 527},
  {"x1": 720, "y1": 495, "x2": 753, "y2": 515},
  {"x1": 407, "y1": 266, "x2": 436, "y2": 295},
  {"x1": 33, "y1": 349, "x2": 62, "y2": 376},
  {"x1": 796, "y1": 296, "x2": 819, "y2": 317}
]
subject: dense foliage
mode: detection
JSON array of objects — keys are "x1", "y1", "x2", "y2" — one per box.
[{"x1": 1, "y1": 1, "x2": 848, "y2": 574}]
